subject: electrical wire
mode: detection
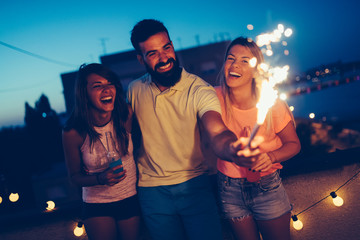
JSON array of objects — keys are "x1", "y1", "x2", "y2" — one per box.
[
  {"x1": 293, "y1": 166, "x2": 360, "y2": 218},
  {"x1": 334, "y1": 168, "x2": 360, "y2": 192},
  {"x1": 0, "y1": 40, "x2": 77, "y2": 67},
  {"x1": 0, "y1": 80, "x2": 52, "y2": 93}
]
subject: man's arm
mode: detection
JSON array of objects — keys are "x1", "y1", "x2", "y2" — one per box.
[
  {"x1": 200, "y1": 110, "x2": 262, "y2": 167},
  {"x1": 200, "y1": 111, "x2": 237, "y2": 162}
]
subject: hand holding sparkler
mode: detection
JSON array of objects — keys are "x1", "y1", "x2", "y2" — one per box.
[
  {"x1": 244, "y1": 25, "x2": 291, "y2": 180},
  {"x1": 228, "y1": 135, "x2": 263, "y2": 166}
]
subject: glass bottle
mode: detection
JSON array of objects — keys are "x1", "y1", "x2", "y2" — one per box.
[{"x1": 105, "y1": 131, "x2": 124, "y2": 178}]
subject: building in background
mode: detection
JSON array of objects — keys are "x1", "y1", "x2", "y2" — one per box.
[{"x1": 61, "y1": 41, "x2": 230, "y2": 115}]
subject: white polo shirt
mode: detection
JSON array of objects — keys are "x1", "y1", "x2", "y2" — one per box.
[{"x1": 127, "y1": 68, "x2": 221, "y2": 187}]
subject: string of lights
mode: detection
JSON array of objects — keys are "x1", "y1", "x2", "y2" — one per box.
[
  {"x1": 0, "y1": 40, "x2": 77, "y2": 67},
  {"x1": 291, "y1": 166, "x2": 360, "y2": 230},
  {"x1": 2, "y1": 165, "x2": 359, "y2": 237}
]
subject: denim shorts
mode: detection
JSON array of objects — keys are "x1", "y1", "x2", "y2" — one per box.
[
  {"x1": 82, "y1": 194, "x2": 141, "y2": 221},
  {"x1": 217, "y1": 170, "x2": 292, "y2": 221}
]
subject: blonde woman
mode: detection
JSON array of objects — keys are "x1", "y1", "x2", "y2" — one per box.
[{"x1": 216, "y1": 37, "x2": 301, "y2": 240}]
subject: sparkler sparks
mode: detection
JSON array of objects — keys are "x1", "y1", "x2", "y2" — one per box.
[{"x1": 245, "y1": 24, "x2": 292, "y2": 147}]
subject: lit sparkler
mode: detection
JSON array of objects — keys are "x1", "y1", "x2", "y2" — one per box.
[{"x1": 245, "y1": 24, "x2": 292, "y2": 148}]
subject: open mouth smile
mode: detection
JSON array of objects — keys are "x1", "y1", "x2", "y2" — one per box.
[
  {"x1": 229, "y1": 71, "x2": 242, "y2": 77},
  {"x1": 156, "y1": 60, "x2": 173, "y2": 72},
  {"x1": 100, "y1": 96, "x2": 113, "y2": 104}
]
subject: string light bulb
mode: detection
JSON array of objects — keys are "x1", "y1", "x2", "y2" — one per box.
[
  {"x1": 291, "y1": 215, "x2": 303, "y2": 230},
  {"x1": 0, "y1": 196, "x2": 2, "y2": 204},
  {"x1": 46, "y1": 200, "x2": 56, "y2": 211},
  {"x1": 330, "y1": 192, "x2": 344, "y2": 207},
  {"x1": 9, "y1": 193, "x2": 19, "y2": 202},
  {"x1": 74, "y1": 222, "x2": 85, "y2": 237}
]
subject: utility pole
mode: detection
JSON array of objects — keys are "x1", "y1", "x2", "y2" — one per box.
[
  {"x1": 195, "y1": 35, "x2": 200, "y2": 46},
  {"x1": 100, "y1": 38, "x2": 109, "y2": 55}
]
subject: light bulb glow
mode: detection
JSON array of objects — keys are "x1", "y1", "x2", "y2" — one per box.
[
  {"x1": 330, "y1": 192, "x2": 344, "y2": 207},
  {"x1": 292, "y1": 215, "x2": 303, "y2": 230},
  {"x1": 9, "y1": 193, "x2": 19, "y2": 202},
  {"x1": 0, "y1": 196, "x2": 2, "y2": 204},
  {"x1": 46, "y1": 200, "x2": 55, "y2": 211},
  {"x1": 309, "y1": 113, "x2": 315, "y2": 119},
  {"x1": 74, "y1": 222, "x2": 84, "y2": 237}
]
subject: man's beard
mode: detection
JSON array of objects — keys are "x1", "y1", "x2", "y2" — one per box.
[{"x1": 145, "y1": 57, "x2": 182, "y2": 87}]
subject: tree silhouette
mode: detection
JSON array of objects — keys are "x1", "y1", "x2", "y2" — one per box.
[
  {"x1": 24, "y1": 94, "x2": 64, "y2": 174},
  {"x1": 0, "y1": 94, "x2": 64, "y2": 213}
]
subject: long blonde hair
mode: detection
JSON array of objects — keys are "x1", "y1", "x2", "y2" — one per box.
[
  {"x1": 217, "y1": 37, "x2": 295, "y2": 133},
  {"x1": 218, "y1": 37, "x2": 264, "y2": 121}
]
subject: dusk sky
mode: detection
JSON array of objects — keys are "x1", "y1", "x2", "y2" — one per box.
[{"x1": 1, "y1": 0, "x2": 360, "y2": 128}]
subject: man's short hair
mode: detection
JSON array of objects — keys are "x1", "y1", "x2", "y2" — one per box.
[{"x1": 130, "y1": 19, "x2": 170, "y2": 54}]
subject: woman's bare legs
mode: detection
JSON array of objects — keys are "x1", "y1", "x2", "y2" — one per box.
[
  {"x1": 256, "y1": 212, "x2": 291, "y2": 240},
  {"x1": 117, "y1": 216, "x2": 141, "y2": 240},
  {"x1": 84, "y1": 216, "x2": 117, "y2": 240},
  {"x1": 229, "y1": 215, "x2": 261, "y2": 240}
]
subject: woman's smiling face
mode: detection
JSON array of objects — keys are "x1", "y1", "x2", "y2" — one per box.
[
  {"x1": 224, "y1": 44, "x2": 256, "y2": 89},
  {"x1": 86, "y1": 73, "x2": 116, "y2": 114}
]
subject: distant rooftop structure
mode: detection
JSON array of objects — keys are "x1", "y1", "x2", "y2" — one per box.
[
  {"x1": 61, "y1": 40, "x2": 230, "y2": 115},
  {"x1": 60, "y1": 71, "x2": 77, "y2": 116}
]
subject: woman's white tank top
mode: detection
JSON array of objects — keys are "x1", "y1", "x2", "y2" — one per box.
[{"x1": 80, "y1": 121, "x2": 137, "y2": 203}]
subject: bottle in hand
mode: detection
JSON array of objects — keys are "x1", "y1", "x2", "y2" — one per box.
[{"x1": 105, "y1": 131, "x2": 124, "y2": 178}]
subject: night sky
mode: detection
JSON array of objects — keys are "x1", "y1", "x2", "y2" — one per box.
[{"x1": 1, "y1": 0, "x2": 360, "y2": 127}]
